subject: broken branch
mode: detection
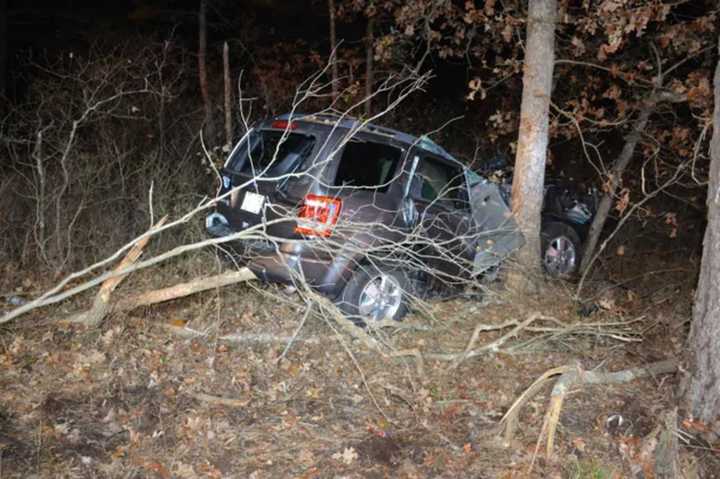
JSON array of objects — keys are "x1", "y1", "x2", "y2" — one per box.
[{"x1": 68, "y1": 216, "x2": 167, "y2": 326}]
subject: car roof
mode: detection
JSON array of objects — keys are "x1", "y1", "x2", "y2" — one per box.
[{"x1": 267, "y1": 113, "x2": 463, "y2": 168}]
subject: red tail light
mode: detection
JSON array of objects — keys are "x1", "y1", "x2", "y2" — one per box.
[
  {"x1": 271, "y1": 120, "x2": 298, "y2": 130},
  {"x1": 295, "y1": 194, "x2": 342, "y2": 237}
]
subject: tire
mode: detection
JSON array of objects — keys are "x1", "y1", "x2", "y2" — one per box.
[
  {"x1": 336, "y1": 265, "x2": 411, "y2": 325},
  {"x1": 541, "y1": 222, "x2": 582, "y2": 278}
]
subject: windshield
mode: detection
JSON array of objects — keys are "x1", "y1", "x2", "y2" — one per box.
[{"x1": 226, "y1": 129, "x2": 316, "y2": 177}]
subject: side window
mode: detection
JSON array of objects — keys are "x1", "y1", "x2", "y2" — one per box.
[
  {"x1": 414, "y1": 157, "x2": 469, "y2": 210},
  {"x1": 334, "y1": 140, "x2": 401, "y2": 192}
]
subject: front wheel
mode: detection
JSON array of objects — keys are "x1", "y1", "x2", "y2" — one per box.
[
  {"x1": 541, "y1": 222, "x2": 582, "y2": 278},
  {"x1": 336, "y1": 265, "x2": 411, "y2": 325}
]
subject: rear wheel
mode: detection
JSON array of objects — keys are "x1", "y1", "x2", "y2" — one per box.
[
  {"x1": 541, "y1": 222, "x2": 582, "y2": 278},
  {"x1": 336, "y1": 265, "x2": 411, "y2": 325}
]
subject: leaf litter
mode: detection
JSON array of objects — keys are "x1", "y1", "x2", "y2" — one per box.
[{"x1": 0, "y1": 257, "x2": 716, "y2": 478}]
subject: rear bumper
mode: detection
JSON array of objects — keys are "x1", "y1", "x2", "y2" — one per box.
[
  {"x1": 206, "y1": 212, "x2": 348, "y2": 297},
  {"x1": 249, "y1": 251, "x2": 343, "y2": 296}
]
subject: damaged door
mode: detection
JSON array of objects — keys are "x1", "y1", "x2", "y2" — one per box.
[
  {"x1": 467, "y1": 170, "x2": 524, "y2": 275},
  {"x1": 407, "y1": 155, "x2": 475, "y2": 279}
]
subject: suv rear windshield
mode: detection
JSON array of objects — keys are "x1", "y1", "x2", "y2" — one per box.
[
  {"x1": 226, "y1": 129, "x2": 316, "y2": 177},
  {"x1": 334, "y1": 140, "x2": 401, "y2": 192}
]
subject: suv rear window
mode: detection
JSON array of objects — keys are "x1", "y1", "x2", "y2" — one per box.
[
  {"x1": 334, "y1": 140, "x2": 401, "y2": 192},
  {"x1": 226, "y1": 129, "x2": 315, "y2": 177}
]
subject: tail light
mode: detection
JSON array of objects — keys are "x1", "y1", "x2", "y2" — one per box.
[
  {"x1": 271, "y1": 120, "x2": 298, "y2": 130},
  {"x1": 295, "y1": 194, "x2": 342, "y2": 237}
]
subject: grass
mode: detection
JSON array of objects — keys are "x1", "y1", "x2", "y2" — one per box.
[{"x1": 567, "y1": 459, "x2": 617, "y2": 479}]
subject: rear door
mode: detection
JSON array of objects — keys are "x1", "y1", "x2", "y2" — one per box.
[
  {"x1": 409, "y1": 154, "x2": 475, "y2": 280},
  {"x1": 326, "y1": 133, "x2": 407, "y2": 255}
]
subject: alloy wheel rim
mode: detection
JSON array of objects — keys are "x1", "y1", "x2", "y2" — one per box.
[
  {"x1": 358, "y1": 273, "x2": 402, "y2": 321},
  {"x1": 544, "y1": 235, "x2": 577, "y2": 275}
]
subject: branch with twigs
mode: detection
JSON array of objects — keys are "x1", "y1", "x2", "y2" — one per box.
[
  {"x1": 391, "y1": 313, "x2": 643, "y2": 368},
  {"x1": 499, "y1": 358, "x2": 677, "y2": 468}
]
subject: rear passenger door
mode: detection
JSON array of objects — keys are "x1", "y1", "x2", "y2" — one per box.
[{"x1": 409, "y1": 155, "x2": 474, "y2": 279}]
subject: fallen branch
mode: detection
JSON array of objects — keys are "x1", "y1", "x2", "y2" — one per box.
[
  {"x1": 502, "y1": 358, "x2": 678, "y2": 460},
  {"x1": 189, "y1": 391, "x2": 250, "y2": 408},
  {"x1": 500, "y1": 364, "x2": 574, "y2": 445},
  {"x1": 391, "y1": 314, "x2": 642, "y2": 365},
  {"x1": 390, "y1": 348, "x2": 425, "y2": 378},
  {"x1": 115, "y1": 268, "x2": 256, "y2": 311},
  {"x1": 64, "y1": 268, "x2": 256, "y2": 324},
  {"x1": 161, "y1": 322, "x2": 321, "y2": 344},
  {"x1": 449, "y1": 313, "x2": 547, "y2": 369},
  {"x1": 68, "y1": 217, "x2": 167, "y2": 326}
]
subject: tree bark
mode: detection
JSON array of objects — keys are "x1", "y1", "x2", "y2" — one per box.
[
  {"x1": 685, "y1": 35, "x2": 720, "y2": 424},
  {"x1": 506, "y1": 0, "x2": 557, "y2": 291},
  {"x1": 364, "y1": 16, "x2": 375, "y2": 116},
  {"x1": 328, "y1": 0, "x2": 338, "y2": 102},
  {"x1": 198, "y1": 0, "x2": 213, "y2": 141},
  {"x1": 114, "y1": 269, "x2": 255, "y2": 312},
  {"x1": 223, "y1": 41, "x2": 232, "y2": 149},
  {"x1": 579, "y1": 103, "x2": 654, "y2": 275}
]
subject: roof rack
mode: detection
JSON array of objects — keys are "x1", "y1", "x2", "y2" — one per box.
[
  {"x1": 298, "y1": 112, "x2": 357, "y2": 126},
  {"x1": 361, "y1": 124, "x2": 397, "y2": 138}
]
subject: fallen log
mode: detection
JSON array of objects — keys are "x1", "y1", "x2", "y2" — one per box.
[
  {"x1": 65, "y1": 268, "x2": 256, "y2": 325},
  {"x1": 114, "y1": 268, "x2": 256, "y2": 312}
]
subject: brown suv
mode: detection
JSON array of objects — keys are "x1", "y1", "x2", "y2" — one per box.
[{"x1": 206, "y1": 113, "x2": 523, "y2": 323}]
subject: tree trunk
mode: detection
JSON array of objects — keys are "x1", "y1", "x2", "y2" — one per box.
[
  {"x1": 364, "y1": 16, "x2": 375, "y2": 116},
  {"x1": 579, "y1": 103, "x2": 654, "y2": 275},
  {"x1": 198, "y1": 0, "x2": 213, "y2": 141},
  {"x1": 0, "y1": 0, "x2": 7, "y2": 98},
  {"x1": 328, "y1": 0, "x2": 338, "y2": 102},
  {"x1": 685, "y1": 35, "x2": 720, "y2": 424},
  {"x1": 223, "y1": 41, "x2": 232, "y2": 150},
  {"x1": 506, "y1": 0, "x2": 557, "y2": 291}
]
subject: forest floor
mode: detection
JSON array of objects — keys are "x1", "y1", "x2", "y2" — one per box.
[{"x1": 1, "y1": 252, "x2": 719, "y2": 478}]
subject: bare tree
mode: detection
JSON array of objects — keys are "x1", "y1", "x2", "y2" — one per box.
[
  {"x1": 685, "y1": 35, "x2": 720, "y2": 424},
  {"x1": 223, "y1": 41, "x2": 233, "y2": 149},
  {"x1": 328, "y1": 0, "x2": 338, "y2": 102},
  {"x1": 198, "y1": 0, "x2": 213, "y2": 140},
  {"x1": 0, "y1": 40, "x2": 188, "y2": 273},
  {"x1": 578, "y1": 50, "x2": 689, "y2": 277},
  {"x1": 506, "y1": 0, "x2": 557, "y2": 290},
  {"x1": 0, "y1": 0, "x2": 7, "y2": 98},
  {"x1": 365, "y1": 15, "x2": 374, "y2": 116}
]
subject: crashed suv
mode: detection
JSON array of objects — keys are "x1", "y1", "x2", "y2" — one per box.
[{"x1": 206, "y1": 114, "x2": 523, "y2": 323}]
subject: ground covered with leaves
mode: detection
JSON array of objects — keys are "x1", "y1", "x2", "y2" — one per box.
[{"x1": 0, "y1": 256, "x2": 718, "y2": 478}]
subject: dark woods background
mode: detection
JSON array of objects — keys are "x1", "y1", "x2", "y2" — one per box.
[{"x1": 0, "y1": 0, "x2": 717, "y2": 274}]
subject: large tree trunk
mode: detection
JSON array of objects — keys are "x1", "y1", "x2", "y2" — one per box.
[
  {"x1": 328, "y1": 0, "x2": 338, "y2": 102},
  {"x1": 198, "y1": 0, "x2": 213, "y2": 141},
  {"x1": 506, "y1": 0, "x2": 557, "y2": 291},
  {"x1": 685, "y1": 36, "x2": 720, "y2": 424}
]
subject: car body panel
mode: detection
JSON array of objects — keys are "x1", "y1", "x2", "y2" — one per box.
[{"x1": 207, "y1": 113, "x2": 524, "y2": 299}]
